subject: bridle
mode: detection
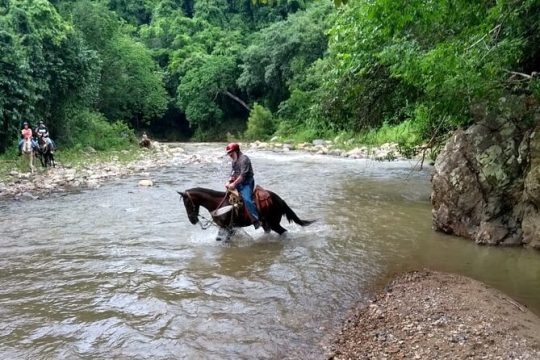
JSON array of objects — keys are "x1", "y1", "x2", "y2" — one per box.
[
  {"x1": 182, "y1": 191, "x2": 215, "y2": 230},
  {"x1": 180, "y1": 190, "x2": 235, "y2": 230}
]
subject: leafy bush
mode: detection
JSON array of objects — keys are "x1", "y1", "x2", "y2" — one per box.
[
  {"x1": 67, "y1": 110, "x2": 135, "y2": 151},
  {"x1": 244, "y1": 104, "x2": 274, "y2": 140}
]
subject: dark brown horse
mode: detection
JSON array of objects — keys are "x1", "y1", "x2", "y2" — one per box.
[
  {"x1": 178, "y1": 187, "x2": 315, "y2": 241},
  {"x1": 36, "y1": 136, "x2": 55, "y2": 168}
]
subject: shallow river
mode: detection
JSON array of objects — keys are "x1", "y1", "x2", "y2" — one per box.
[{"x1": 1, "y1": 143, "x2": 539, "y2": 359}]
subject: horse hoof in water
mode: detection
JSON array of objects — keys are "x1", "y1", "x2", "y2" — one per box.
[{"x1": 216, "y1": 228, "x2": 233, "y2": 242}]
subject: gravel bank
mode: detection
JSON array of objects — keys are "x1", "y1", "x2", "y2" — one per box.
[
  {"x1": 0, "y1": 142, "x2": 205, "y2": 199},
  {"x1": 327, "y1": 271, "x2": 540, "y2": 359}
]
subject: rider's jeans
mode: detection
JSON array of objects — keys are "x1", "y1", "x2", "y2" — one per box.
[
  {"x1": 18, "y1": 139, "x2": 38, "y2": 150},
  {"x1": 237, "y1": 178, "x2": 259, "y2": 223}
]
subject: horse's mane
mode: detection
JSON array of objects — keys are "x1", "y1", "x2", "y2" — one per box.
[{"x1": 188, "y1": 187, "x2": 226, "y2": 197}]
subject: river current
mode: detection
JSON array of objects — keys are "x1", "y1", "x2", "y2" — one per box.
[{"x1": 1, "y1": 143, "x2": 539, "y2": 359}]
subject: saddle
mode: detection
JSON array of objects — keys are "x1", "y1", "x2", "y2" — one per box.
[
  {"x1": 228, "y1": 185, "x2": 272, "y2": 213},
  {"x1": 254, "y1": 185, "x2": 272, "y2": 212}
]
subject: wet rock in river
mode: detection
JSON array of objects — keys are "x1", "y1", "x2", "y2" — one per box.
[{"x1": 138, "y1": 179, "x2": 153, "y2": 187}]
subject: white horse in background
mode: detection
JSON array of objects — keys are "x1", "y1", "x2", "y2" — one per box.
[{"x1": 21, "y1": 138, "x2": 34, "y2": 173}]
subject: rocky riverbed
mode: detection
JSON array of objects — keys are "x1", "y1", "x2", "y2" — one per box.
[
  {"x1": 326, "y1": 271, "x2": 540, "y2": 359},
  {"x1": 0, "y1": 142, "x2": 207, "y2": 199},
  {"x1": 0, "y1": 140, "x2": 424, "y2": 200}
]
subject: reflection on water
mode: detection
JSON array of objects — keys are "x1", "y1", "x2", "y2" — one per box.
[
  {"x1": 0, "y1": 143, "x2": 539, "y2": 359},
  {"x1": 331, "y1": 178, "x2": 540, "y2": 311}
]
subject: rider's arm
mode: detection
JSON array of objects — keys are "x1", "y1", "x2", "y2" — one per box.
[{"x1": 229, "y1": 174, "x2": 244, "y2": 188}]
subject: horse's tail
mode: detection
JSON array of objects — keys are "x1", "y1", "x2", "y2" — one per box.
[{"x1": 275, "y1": 194, "x2": 316, "y2": 227}]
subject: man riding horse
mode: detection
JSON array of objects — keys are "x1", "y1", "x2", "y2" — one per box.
[
  {"x1": 178, "y1": 143, "x2": 315, "y2": 241},
  {"x1": 35, "y1": 121, "x2": 55, "y2": 153},
  {"x1": 225, "y1": 143, "x2": 261, "y2": 230}
]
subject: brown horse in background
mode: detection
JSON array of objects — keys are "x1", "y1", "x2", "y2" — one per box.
[{"x1": 178, "y1": 187, "x2": 315, "y2": 241}]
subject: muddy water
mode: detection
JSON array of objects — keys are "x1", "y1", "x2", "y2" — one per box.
[{"x1": 0, "y1": 143, "x2": 539, "y2": 359}]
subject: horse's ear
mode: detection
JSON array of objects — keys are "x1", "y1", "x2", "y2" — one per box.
[{"x1": 177, "y1": 191, "x2": 184, "y2": 198}]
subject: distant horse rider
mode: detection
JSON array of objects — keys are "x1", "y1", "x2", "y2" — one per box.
[
  {"x1": 18, "y1": 122, "x2": 37, "y2": 155},
  {"x1": 225, "y1": 143, "x2": 261, "y2": 229},
  {"x1": 35, "y1": 121, "x2": 55, "y2": 153},
  {"x1": 139, "y1": 132, "x2": 151, "y2": 148}
]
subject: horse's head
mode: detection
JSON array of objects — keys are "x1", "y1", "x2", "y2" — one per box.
[{"x1": 178, "y1": 191, "x2": 199, "y2": 224}]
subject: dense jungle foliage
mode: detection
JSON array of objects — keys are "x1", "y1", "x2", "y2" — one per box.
[{"x1": 0, "y1": 0, "x2": 539, "y2": 155}]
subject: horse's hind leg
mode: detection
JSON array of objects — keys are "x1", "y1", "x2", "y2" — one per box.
[
  {"x1": 270, "y1": 222, "x2": 287, "y2": 235},
  {"x1": 48, "y1": 152, "x2": 55, "y2": 167},
  {"x1": 262, "y1": 221, "x2": 271, "y2": 233}
]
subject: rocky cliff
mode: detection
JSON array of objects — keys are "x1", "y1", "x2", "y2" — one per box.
[{"x1": 431, "y1": 95, "x2": 540, "y2": 248}]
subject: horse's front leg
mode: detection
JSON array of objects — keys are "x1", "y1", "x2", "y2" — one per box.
[
  {"x1": 38, "y1": 152, "x2": 45, "y2": 167},
  {"x1": 215, "y1": 227, "x2": 234, "y2": 242},
  {"x1": 29, "y1": 153, "x2": 34, "y2": 173}
]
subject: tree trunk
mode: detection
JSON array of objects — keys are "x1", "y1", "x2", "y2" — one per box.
[
  {"x1": 224, "y1": 91, "x2": 250, "y2": 112},
  {"x1": 0, "y1": 111, "x2": 9, "y2": 154}
]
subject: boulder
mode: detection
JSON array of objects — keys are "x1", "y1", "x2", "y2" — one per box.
[{"x1": 431, "y1": 95, "x2": 540, "y2": 248}]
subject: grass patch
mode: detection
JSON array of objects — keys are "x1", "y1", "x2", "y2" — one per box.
[
  {"x1": 58, "y1": 145, "x2": 145, "y2": 168},
  {"x1": 355, "y1": 120, "x2": 422, "y2": 146},
  {"x1": 273, "y1": 120, "x2": 423, "y2": 148}
]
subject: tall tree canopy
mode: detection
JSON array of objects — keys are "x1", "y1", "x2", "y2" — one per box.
[{"x1": 1, "y1": 0, "x2": 538, "y2": 153}]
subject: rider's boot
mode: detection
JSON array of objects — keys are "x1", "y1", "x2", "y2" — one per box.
[
  {"x1": 253, "y1": 220, "x2": 261, "y2": 230},
  {"x1": 262, "y1": 221, "x2": 271, "y2": 233}
]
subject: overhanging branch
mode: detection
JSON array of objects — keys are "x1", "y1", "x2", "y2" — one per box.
[{"x1": 224, "y1": 91, "x2": 250, "y2": 112}]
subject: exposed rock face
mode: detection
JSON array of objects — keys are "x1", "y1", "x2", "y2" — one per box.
[{"x1": 431, "y1": 96, "x2": 540, "y2": 248}]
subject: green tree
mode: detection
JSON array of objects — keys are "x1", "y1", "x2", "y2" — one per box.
[
  {"x1": 1, "y1": 0, "x2": 100, "y2": 152},
  {"x1": 244, "y1": 103, "x2": 274, "y2": 140},
  {"x1": 71, "y1": 1, "x2": 168, "y2": 129},
  {"x1": 0, "y1": 25, "x2": 33, "y2": 153},
  {"x1": 293, "y1": 0, "x2": 540, "y2": 143},
  {"x1": 177, "y1": 54, "x2": 241, "y2": 136},
  {"x1": 237, "y1": 2, "x2": 331, "y2": 111},
  {"x1": 107, "y1": 0, "x2": 158, "y2": 25}
]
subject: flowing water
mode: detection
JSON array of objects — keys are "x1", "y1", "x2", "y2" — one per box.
[{"x1": 1, "y1": 143, "x2": 539, "y2": 359}]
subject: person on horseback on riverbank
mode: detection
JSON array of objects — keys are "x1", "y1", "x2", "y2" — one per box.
[
  {"x1": 35, "y1": 121, "x2": 55, "y2": 153},
  {"x1": 225, "y1": 143, "x2": 261, "y2": 230},
  {"x1": 18, "y1": 122, "x2": 37, "y2": 155}
]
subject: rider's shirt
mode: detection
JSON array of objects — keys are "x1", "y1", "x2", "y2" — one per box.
[
  {"x1": 36, "y1": 126, "x2": 48, "y2": 137},
  {"x1": 21, "y1": 128, "x2": 32, "y2": 140},
  {"x1": 231, "y1": 152, "x2": 254, "y2": 184}
]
